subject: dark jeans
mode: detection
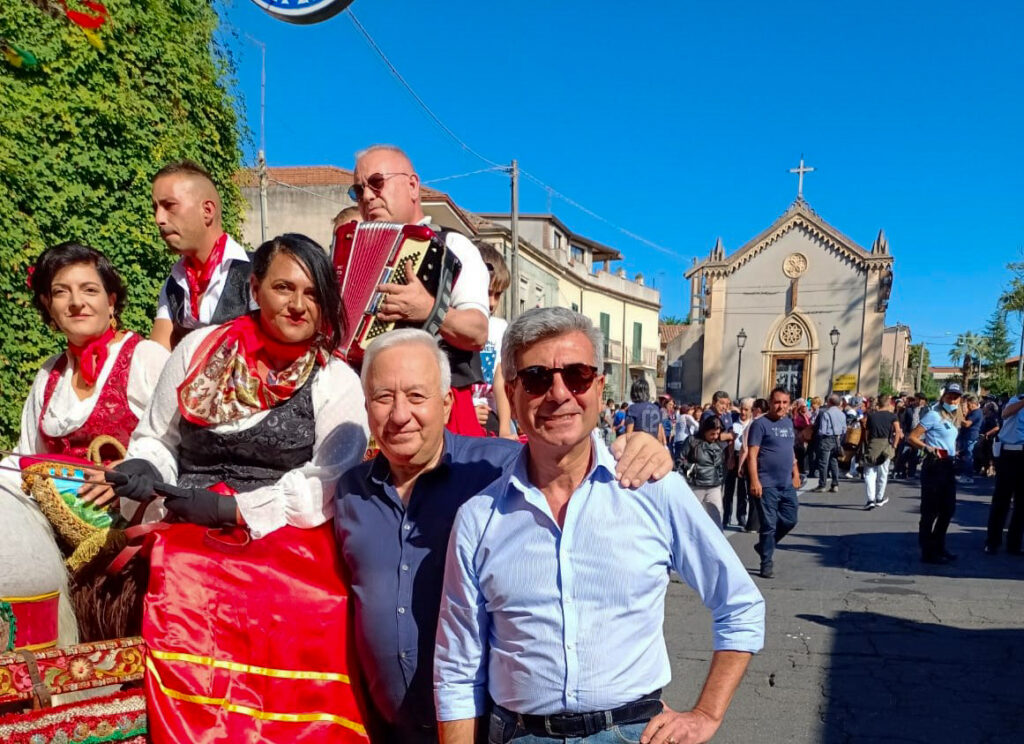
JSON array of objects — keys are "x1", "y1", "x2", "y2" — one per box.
[
  {"x1": 723, "y1": 467, "x2": 743, "y2": 525},
  {"x1": 893, "y1": 441, "x2": 918, "y2": 477},
  {"x1": 986, "y1": 449, "x2": 1024, "y2": 552},
  {"x1": 816, "y1": 436, "x2": 841, "y2": 488},
  {"x1": 919, "y1": 458, "x2": 956, "y2": 559},
  {"x1": 755, "y1": 485, "x2": 799, "y2": 568}
]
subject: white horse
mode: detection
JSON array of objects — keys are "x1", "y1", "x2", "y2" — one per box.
[{"x1": 0, "y1": 472, "x2": 79, "y2": 650}]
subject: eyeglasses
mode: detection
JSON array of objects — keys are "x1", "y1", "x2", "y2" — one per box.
[
  {"x1": 347, "y1": 172, "x2": 410, "y2": 201},
  {"x1": 515, "y1": 364, "x2": 599, "y2": 396}
]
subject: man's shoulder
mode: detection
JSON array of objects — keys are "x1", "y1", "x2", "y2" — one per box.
[{"x1": 448, "y1": 433, "x2": 522, "y2": 463}]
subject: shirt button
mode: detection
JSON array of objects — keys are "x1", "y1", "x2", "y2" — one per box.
[
  {"x1": 403, "y1": 524, "x2": 411, "y2": 531},
  {"x1": 566, "y1": 643, "x2": 573, "y2": 649},
  {"x1": 400, "y1": 651, "x2": 407, "y2": 659},
  {"x1": 402, "y1": 564, "x2": 410, "y2": 572},
  {"x1": 398, "y1": 607, "x2": 406, "y2": 615}
]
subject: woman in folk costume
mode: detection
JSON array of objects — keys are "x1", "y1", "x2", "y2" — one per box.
[
  {"x1": 109, "y1": 234, "x2": 370, "y2": 743},
  {"x1": 0, "y1": 242, "x2": 168, "y2": 649}
]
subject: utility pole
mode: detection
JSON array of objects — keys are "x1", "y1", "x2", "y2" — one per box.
[
  {"x1": 509, "y1": 159, "x2": 519, "y2": 319},
  {"x1": 890, "y1": 323, "x2": 901, "y2": 392},
  {"x1": 916, "y1": 342, "x2": 924, "y2": 393},
  {"x1": 248, "y1": 34, "x2": 268, "y2": 243}
]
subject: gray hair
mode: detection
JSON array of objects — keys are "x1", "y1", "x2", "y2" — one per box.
[
  {"x1": 354, "y1": 144, "x2": 414, "y2": 168},
  {"x1": 361, "y1": 328, "x2": 451, "y2": 394},
  {"x1": 739, "y1": 397, "x2": 755, "y2": 409},
  {"x1": 501, "y1": 307, "x2": 604, "y2": 381},
  {"x1": 827, "y1": 393, "x2": 842, "y2": 407}
]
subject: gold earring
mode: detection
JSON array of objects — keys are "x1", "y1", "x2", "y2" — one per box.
[{"x1": 110, "y1": 317, "x2": 118, "y2": 331}]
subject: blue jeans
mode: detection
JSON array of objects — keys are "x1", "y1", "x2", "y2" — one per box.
[
  {"x1": 488, "y1": 707, "x2": 655, "y2": 743},
  {"x1": 755, "y1": 485, "x2": 799, "y2": 568},
  {"x1": 815, "y1": 436, "x2": 840, "y2": 487}
]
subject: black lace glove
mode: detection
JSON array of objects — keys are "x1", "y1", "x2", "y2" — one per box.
[
  {"x1": 158, "y1": 484, "x2": 238, "y2": 527},
  {"x1": 110, "y1": 459, "x2": 160, "y2": 501}
]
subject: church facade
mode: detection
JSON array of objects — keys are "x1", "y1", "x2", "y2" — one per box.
[{"x1": 667, "y1": 198, "x2": 894, "y2": 403}]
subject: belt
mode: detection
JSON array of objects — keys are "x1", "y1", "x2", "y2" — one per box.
[
  {"x1": 500, "y1": 691, "x2": 663, "y2": 738},
  {"x1": 1001, "y1": 443, "x2": 1024, "y2": 452}
]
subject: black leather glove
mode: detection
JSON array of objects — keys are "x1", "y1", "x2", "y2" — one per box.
[
  {"x1": 158, "y1": 483, "x2": 238, "y2": 527},
  {"x1": 110, "y1": 459, "x2": 160, "y2": 501}
]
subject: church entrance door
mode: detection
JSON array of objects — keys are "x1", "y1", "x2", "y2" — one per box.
[{"x1": 772, "y1": 355, "x2": 808, "y2": 399}]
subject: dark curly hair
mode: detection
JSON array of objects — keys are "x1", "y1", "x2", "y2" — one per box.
[
  {"x1": 252, "y1": 234, "x2": 345, "y2": 353},
  {"x1": 29, "y1": 242, "x2": 127, "y2": 326}
]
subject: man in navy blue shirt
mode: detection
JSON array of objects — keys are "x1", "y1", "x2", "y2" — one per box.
[
  {"x1": 747, "y1": 387, "x2": 801, "y2": 579},
  {"x1": 334, "y1": 329, "x2": 673, "y2": 743}
]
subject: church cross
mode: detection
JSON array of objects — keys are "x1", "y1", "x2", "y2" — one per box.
[{"x1": 789, "y1": 155, "x2": 815, "y2": 199}]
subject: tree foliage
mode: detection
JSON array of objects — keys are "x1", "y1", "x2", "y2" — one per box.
[
  {"x1": 660, "y1": 314, "x2": 689, "y2": 325},
  {"x1": 981, "y1": 309, "x2": 1016, "y2": 396},
  {"x1": 907, "y1": 343, "x2": 940, "y2": 400},
  {"x1": 0, "y1": 1, "x2": 243, "y2": 447},
  {"x1": 878, "y1": 360, "x2": 897, "y2": 397}
]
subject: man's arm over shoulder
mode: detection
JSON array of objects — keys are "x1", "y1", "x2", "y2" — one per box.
[{"x1": 434, "y1": 498, "x2": 491, "y2": 733}]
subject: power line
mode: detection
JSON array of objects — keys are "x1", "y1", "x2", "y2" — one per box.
[
  {"x1": 520, "y1": 169, "x2": 680, "y2": 260},
  {"x1": 345, "y1": 10, "x2": 677, "y2": 263},
  {"x1": 423, "y1": 167, "x2": 507, "y2": 185},
  {"x1": 346, "y1": 10, "x2": 504, "y2": 169}
]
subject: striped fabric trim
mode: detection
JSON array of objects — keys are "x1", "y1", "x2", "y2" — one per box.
[
  {"x1": 149, "y1": 649, "x2": 351, "y2": 683},
  {"x1": 146, "y1": 657, "x2": 367, "y2": 737}
]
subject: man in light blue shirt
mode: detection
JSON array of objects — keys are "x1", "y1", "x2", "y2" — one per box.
[{"x1": 434, "y1": 308, "x2": 765, "y2": 744}]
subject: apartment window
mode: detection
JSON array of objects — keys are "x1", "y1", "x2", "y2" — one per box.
[
  {"x1": 600, "y1": 312, "x2": 611, "y2": 356},
  {"x1": 632, "y1": 322, "x2": 642, "y2": 364},
  {"x1": 571, "y1": 303, "x2": 579, "y2": 312},
  {"x1": 571, "y1": 245, "x2": 585, "y2": 264}
]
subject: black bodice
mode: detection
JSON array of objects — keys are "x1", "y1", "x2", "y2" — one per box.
[{"x1": 177, "y1": 375, "x2": 316, "y2": 493}]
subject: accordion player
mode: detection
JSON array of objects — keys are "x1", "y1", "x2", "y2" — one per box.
[{"x1": 330, "y1": 221, "x2": 462, "y2": 365}]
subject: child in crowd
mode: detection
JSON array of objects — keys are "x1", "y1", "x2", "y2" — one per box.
[{"x1": 472, "y1": 243, "x2": 515, "y2": 438}]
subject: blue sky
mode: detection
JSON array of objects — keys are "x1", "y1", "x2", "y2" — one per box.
[{"x1": 218, "y1": 1, "x2": 1023, "y2": 364}]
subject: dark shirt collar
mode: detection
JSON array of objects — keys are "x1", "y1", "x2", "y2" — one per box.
[{"x1": 367, "y1": 429, "x2": 454, "y2": 496}]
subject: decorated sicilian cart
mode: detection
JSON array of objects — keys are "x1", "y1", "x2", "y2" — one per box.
[{"x1": 0, "y1": 446, "x2": 150, "y2": 743}]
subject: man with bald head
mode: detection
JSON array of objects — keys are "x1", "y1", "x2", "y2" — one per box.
[
  {"x1": 150, "y1": 160, "x2": 254, "y2": 349},
  {"x1": 350, "y1": 145, "x2": 490, "y2": 435}
]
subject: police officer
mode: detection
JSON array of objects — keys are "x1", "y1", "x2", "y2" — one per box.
[{"x1": 907, "y1": 384, "x2": 963, "y2": 564}]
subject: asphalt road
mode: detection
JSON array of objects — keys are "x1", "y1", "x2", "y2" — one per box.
[{"x1": 661, "y1": 473, "x2": 1024, "y2": 744}]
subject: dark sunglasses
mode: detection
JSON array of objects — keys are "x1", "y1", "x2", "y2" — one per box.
[
  {"x1": 516, "y1": 364, "x2": 599, "y2": 396},
  {"x1": 347, "y1": 172, "x2": 410, "y2": 201}
]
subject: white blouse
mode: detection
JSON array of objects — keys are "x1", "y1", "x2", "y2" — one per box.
[
  {"x1": 0, "y1": 332, "x2": 169, "y2": 497},
  {"x1": 123, "y1": 325, "x2": 369, "y2": 539}
]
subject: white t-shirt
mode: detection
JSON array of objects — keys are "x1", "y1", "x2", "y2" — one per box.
[
  {"x1": 123, "y1": 325, "x2": 370, "y2": 539},
  {"x1": 674, "y1": 413, "x2": 699, "y2": 441},
  {"x1": 155, "y1": 236, "x2": 255, "y2": 329},
  {"x1": 420, "y1": 218, "x2": 490, "y2": 317},
  {"x1": 472, "y1": 316, "x2": 508, "y2": 409}
]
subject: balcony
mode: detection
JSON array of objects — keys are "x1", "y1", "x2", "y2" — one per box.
[
  {"x1": 605, "y1": 339, "x2": 623, "y2": 362},
  {"x1": 628, "y1": 347, "x2": 659, "y2": 369}
]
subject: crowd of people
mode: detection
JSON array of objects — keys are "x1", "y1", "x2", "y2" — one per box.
[
  {"x1": 0, "y1": 146, "x2": 771, "y2": 744},
  {"x1": 599, "y1": 384, "x2": 1024, "y2": 571}
]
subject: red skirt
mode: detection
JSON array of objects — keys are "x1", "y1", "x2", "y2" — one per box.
[{"x1": 143, "y1": 523, "x2": 367, "y2": 743}]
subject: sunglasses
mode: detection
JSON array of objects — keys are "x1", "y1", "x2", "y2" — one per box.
[
  {"x1": 516, "y1": 364, "x2": 599, "y2": 396},
  {"x1": 347, "y1": 172, "x2": 410, "y2": 201}
]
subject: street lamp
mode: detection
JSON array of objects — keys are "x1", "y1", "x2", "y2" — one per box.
[
  {"x1": 828, "y1": 327, "x2": 840, "y2": 395},
  {"x1": 736, "y1": 328, "x2": 747, "y2": 399}
]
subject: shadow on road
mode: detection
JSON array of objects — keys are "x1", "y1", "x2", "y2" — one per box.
[
  {"x1": 788, "y1": 486, "x2": 1024, "y2": 581},
  {"x1": 800, "y1": 611, "x2": 1024, "y2": 743}
]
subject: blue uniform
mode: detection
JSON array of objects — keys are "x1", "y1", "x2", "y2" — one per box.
[{"x1": 920, "y1": 409, "x2": 958, "y2": 454}]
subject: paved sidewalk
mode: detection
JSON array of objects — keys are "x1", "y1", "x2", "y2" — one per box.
[{"x1": 662, "y1": 475, "x2": 1024, "y2": 744}]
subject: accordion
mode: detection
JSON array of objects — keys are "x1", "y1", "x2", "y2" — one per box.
[{"x1": 330, "y1": 221, "x2": 461, "y2": 364}]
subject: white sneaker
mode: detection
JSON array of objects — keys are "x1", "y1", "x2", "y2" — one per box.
[
  {"x1": 863, "y1": 502, "x2": 876, "y2": 510},
  {"x1": 876, "y1": 497, "x2": 889, "y2": 507}
]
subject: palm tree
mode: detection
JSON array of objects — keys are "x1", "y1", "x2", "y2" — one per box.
[
  {"x1": 1001, "y1": 276, "x2": 1024, "y2": 388},
  {"x1": 950, "y1": 331, "x2": 988, "y2": 393}
]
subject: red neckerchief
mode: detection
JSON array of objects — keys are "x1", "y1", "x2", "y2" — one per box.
[
  {"x1": 177, "y1": 314, "x2": 327, "y2": 427},
  {"x1": 184, "y1": 233, "x2": 228, "y2": 320},
  {"x1": 67, "y1": 326, "x2": 116, "y2": 387}
]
